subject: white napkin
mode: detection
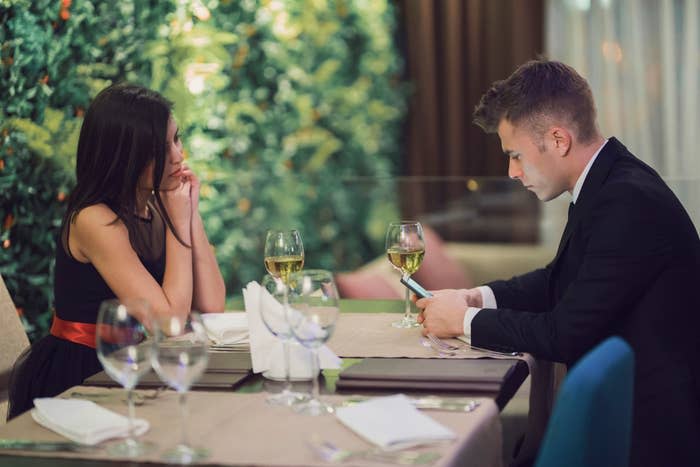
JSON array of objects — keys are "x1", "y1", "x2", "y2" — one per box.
[
  {"x1": 242, "y1": 281, "x2": 341, "y2": 376},
  {"x1": 31, "y1": 398, "x2": 149, "y2": 445},
  {"x1": 335, "y1": 394, "x2": 456, "y2": 451},
  {"x1": 201, "y1": 312, "x2": 249, "y2": 345}
]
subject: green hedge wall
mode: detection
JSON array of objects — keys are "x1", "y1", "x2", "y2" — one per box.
[
  {"x1": 1, "y1": 0, "x2": 174, "y2": 340},
  {"x1": 148, "y1": 1, "x2": 406, "y2": 290},
  {"x1": 1, "y1": 0, "x2": 406, "y2": 340}
]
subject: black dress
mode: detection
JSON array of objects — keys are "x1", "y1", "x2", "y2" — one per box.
[{"x1": 7, "y1": 207, "x2": 165, "y2": 420}]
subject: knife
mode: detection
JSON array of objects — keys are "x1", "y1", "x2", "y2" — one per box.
[
  {"x1": 0, "y1": 439, "x2": 97, "y2": 452},
  {"x1": 411, "y1": 396, "x2": 481, "y2": 412},
  {"x1": 341, "y1": 396, "x2": 481, "y2": 412}
]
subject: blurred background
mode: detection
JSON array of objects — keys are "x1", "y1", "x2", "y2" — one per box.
[{"x1": 1, "y1": 0, "x2": 698, "y2": 341}]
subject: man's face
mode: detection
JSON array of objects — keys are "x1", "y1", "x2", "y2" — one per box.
[{"x1": 497, "y1": 119, "x2": 568, "y2": 201}]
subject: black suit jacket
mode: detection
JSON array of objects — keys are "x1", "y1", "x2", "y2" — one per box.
[{"x1": 473, "y1": 138, "x2": 700, "y2": 467}]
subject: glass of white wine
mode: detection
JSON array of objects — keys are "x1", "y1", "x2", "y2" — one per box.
[
  {"x1": 262, "y1": 229, "x2": 308, "y2": 395},
  {"x1": 385, "y1": 221, "x2": 425, "y2": 328},
  {"x1": 264, "y1": 229, "x2": 304, "y2": 285}
]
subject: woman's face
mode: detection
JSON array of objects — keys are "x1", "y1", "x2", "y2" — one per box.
[
  {"x1": 139, "y1": 117, "x2": 184, "y2": 191},
  {"x1": 160, "y1": 118, "x2": 184, "y2": 190}
]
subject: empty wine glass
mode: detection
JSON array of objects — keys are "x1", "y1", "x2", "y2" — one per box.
[
  {"x1": 96, "y1": 298, "x2": 157, "y2": 457},
  {"x1": 286, "y1": 269, "x2": 340, "y2": 416},
  {"x1": 259, "y1": 275, "x2": 310, "y2": 405},
  {"x1": 151, "y1": 312, "x2": 209, "y2": 464},
  {"x1": 385, "y1": 221, "x2": 425, "y2": 328}
]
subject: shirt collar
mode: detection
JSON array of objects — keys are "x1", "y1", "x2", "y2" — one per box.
[{"x1": 572, "y1": 139, "x2": 608, "y2": 204}]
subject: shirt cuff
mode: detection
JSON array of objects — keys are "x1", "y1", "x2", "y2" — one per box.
[
  {"x1": 462, "y1": 307, "x2": 481, "y2": 338},
  {"x1": 462, "y1": 287, "x2": 497, "y2": 339},
  {"x1": 477, "y1": 285, "x2": 497, "y2": 308}
]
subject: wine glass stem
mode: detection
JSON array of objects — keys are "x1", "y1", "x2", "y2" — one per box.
[
  {"x1": 178, "y1": 391, "x2": 190, "y2": 448},
  {"x1": 310, "y1": 347, "x2": 320, "y2": 401},
  {"x1": 283, "y1": 339, "x2": 292, "y2": 391},
  {"x1": 404, "y1": 286, "x2": 412, "y2": 320},
  {"x1": 281, "y1": 282, "x2": 294, "y2": 392},
  {"x1": 126, "y1": 388, "x2": 136, "y2": 443},
  {"x1": 282, "y1": 279, "x2": 289, "y2": 305}
]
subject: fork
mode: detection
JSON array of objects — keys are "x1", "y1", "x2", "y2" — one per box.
[
  {"x1": 425, "y1": 333, "x2": 521, "y2": 357},
  {"x1": 68, "y1": 386, "x2": 165, "y2": 406},
  {"x1": 307, "y1": 437, "x2": 440, "y2": 465}
]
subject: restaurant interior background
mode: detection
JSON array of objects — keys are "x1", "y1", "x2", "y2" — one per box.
[{"x1": 1, "y1": 0, "x2": 698, "y2": 341}]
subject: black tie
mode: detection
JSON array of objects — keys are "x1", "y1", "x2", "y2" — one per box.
[{"x1": 568, "y1": 202, "x2": 575, "y2": 219}]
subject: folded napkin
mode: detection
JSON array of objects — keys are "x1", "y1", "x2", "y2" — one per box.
[
  {"x1": 201, "y1": 312, "x2": 249, "y2": 345},
  {"x1": 31, "y1": 398, "x2": 149, "y2": 445},
  {"x1": 242, "y1": 281, "x2": 341, "y2": 377},
  {"x1": 335, "y1": 394, "x2": 456, "y2": 451}
]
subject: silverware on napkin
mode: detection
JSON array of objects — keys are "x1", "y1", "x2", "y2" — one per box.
[{"x1": 0, "y1": 439, "x2": 97, "y2": 452}]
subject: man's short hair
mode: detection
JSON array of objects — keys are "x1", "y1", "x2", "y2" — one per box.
[{"x1": 473, "y1": 59, "x2": 598, "y2": 144}]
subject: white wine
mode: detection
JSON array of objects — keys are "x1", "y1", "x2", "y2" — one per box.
[
  {"x1": 386, "y1": 248, "x2": 424, "y2": 275},
  {"x1": 264, "y1": 255, "x2": 304, "y2": 283}
]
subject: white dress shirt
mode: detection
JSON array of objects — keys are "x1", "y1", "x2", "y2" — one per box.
[{"x1": 462, "y1": 139, "x2": 609, "y2": 337}]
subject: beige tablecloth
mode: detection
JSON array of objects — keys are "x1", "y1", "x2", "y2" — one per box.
[
  {"x1": 0, "y1": 387, "x2": 502, "y2": 467},
  {"x1": 328, "y1": 313, "x2": 557, "y2": 463},
  {"x1": 329, "y1": 312, "x2": 524, "y2": 360}
]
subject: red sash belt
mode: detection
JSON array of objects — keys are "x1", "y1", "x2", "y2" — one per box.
[{"x1": 50, "y1": 315, "x2": 97, "y2": 349}]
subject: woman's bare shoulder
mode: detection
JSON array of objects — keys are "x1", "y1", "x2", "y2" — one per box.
[
  {"x1": 71, "y1": 204, "x2": 131, "y2": 246},
  {"x1": 73, "y1": 203, "x2": 121, "y2": 228},
  {"x1": 67, "y1": 204, "x2": 129, "y2": 262}
]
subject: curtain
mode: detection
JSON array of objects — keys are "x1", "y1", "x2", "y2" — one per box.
[
  {"x1": 396, "y1": 0, "x2": 544, "y2": 241},
  {"x1": 546, "y1": 0, "x2": 699, "y2": 227}
]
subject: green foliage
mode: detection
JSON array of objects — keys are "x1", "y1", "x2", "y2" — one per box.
[
  {"x1": 0, "y1": 122, "x2": 74, "y2": 341},
  {"x1": 1, "y1": 0, "x2": 406, "y2": 339},
  {"x1": 151, "y1": 0, "x2": 406, "y2": 289},
  {"x1": 1, "y1": 0, "x2": 174, "y2": 118},
  {"x1": 0, "y1": 0, "x2": 174, "y2": 338}
]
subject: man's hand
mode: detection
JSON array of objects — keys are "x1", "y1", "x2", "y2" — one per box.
[{"x1": 415, "y1": 288, "x2": 483, "y2": 337}]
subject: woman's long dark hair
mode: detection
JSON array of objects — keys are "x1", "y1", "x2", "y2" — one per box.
[{"x1": 61, "y1": 83, "x2": 185, "y2": 255}]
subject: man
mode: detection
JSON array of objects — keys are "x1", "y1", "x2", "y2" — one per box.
[{"x1": 416, "y1": 60, "x2": 700, "y2": 467}]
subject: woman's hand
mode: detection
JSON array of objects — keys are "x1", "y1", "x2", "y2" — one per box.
[
  {"x1": 179, "y1": 163, "x2": 200, "y2": 215},
  {"x1": 160, "y1": 178, "x2": 192, "y2": 238}
]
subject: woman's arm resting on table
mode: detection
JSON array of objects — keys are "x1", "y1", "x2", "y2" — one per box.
[{"x1": 181, "y1": 163, "x2": 226, "y2": 312}]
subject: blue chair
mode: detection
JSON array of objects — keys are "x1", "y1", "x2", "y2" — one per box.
[{"x1": 535, "y1": 336, "x2": 634, "y2": 467}]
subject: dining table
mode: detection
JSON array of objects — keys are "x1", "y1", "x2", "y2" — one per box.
[{"x1": 0, "y1": 299, "x2": 553, "y2": 467}]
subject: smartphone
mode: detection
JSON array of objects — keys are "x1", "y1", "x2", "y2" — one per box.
[{"x1": 400, "y1": 275, "x2": 433, "y2": 298}]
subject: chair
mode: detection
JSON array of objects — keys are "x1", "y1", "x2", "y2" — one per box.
[
  {"x1": 534, "y1": 336, "x2": 634, "y2": 467},
  {"x1": 0, "y1": 274, "x2": 30, "y2": 423}
]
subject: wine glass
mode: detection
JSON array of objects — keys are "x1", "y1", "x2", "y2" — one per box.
[
  {"x1": 151, "y1": 313, "x2": 209, "y2": 464},
  {"x1": 96, "y1": 298, "x2": 157, "y2": 456},
  {"x1": 262, "y1": 229, "x2": 305, "y2": 382},
  {"x1": 385, "y1": 221, "x2": 425, "y2": 328},
  {"x1": 264, "y1": 229, "x2": 305, "y2": 285},
  {"x1": 286, "y1": 269, "x2": 340, "y2": 416},
  {"x1": 259, "y1": 275, "x2": 310, "y2": 405}
]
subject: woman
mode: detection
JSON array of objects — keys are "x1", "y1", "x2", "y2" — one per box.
[{"x1": 8, "y1": 83, "x2": 225, "y2": 419}]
